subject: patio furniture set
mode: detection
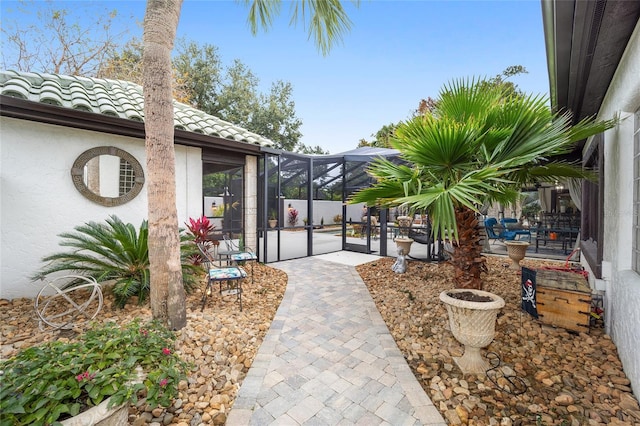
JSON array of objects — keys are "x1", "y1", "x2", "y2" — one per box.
[
  {"x1": 484, "y1": 213, "x2": 580, "y2": 255},
  {"x1": 197, "y1": 235, "x2": 257, "y2": 311}
]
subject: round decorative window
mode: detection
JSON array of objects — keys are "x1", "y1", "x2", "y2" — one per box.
[{"x1": 71, "y1": 146, "x2": 145, "y2": 207}]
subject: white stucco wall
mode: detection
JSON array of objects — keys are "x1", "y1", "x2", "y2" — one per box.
[
  {"x1": 0, "y1": 117, "x2": 202, "y2": 299},
  {"x1": 284, "y1": 200, "x2": 366, "y2": 227},
  {"x1": 586, "y1": 20, "x2": 640, "y2": 397}
]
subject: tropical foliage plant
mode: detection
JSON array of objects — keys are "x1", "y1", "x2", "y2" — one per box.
[
  {"x1": 31, "y1": 216, "x2": 200, "y2": 307},
  {"x1": 0, "y1": 319, "x2": 188, "y2": 426},
  {"x1": 287, "y1": 208, "x2": 299, "y2": 226},
  {"x1": 185, "y1": 215, "x2": 219, "y2": 265},
  {"x1": 185, "y1": 215, "x2": 215, "y2": 243},
  {"x1": 351, "y1": 78, "x2": 616, "y2": 289}
]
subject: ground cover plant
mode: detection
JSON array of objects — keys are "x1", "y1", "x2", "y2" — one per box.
[{"x1": 0, "y1": 319, "x2": 188, "y2": 425}]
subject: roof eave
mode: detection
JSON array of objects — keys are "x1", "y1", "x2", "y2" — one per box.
[{"x1": 0, "y1": 95, "x2": 262, "y2": 155}]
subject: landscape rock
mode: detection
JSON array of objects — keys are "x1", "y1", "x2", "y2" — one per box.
[
  {"x1": 3, "y1": 256, "x2": 638, "y2": 425},
  {"x1": 356, "y1": 256, "x2": 639, "y2": 426}
]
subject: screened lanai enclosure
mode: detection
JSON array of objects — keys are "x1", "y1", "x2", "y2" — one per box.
[
  {"x1": 255, "y1": 147, "x2": 444, "y2": 263},
  {"x1": 204, "y1": 146, "x2": 570, "y2": 264}
]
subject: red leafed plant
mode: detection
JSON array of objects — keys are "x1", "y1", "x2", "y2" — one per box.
[
  {"x1": 185, "y1": 216, "x2": 218, "y2": 265},
  {"x1": 185, "y1": 216, "x2": 215, "y2": 243},
  {"x1": 287, "y1": 208, "x2": 299, "y2": 227}
]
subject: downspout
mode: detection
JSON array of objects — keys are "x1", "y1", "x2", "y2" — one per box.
[{"x1": 541, "y1": 0, "x2": 559, "y2": 110}]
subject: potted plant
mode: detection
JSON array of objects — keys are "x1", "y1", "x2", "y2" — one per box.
[
  {"x1": 0, "y1": 319, "x2": 188, "y2": 425},
  {"x1": 268, "y1": 209, "x2": 278, "y2": 229},
  {"x1": 350, "y1": 78, "x2": 615, "y2": 374},
  {"x1": 287, "y1": 208, "x2": 299, "y2": 227},
  {"x1": 185, "y1": 215, "x2": 219, "y2": 265},
  {"x1": 212, "y1": 204, "x2": 225, "y2": 218}
]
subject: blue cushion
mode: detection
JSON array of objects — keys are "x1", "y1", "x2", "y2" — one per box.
[
  {"x1": 502, "y1": 231, "x2": 517, "y2": 240},
  {"x1": 230, "y1": 252, "x2": 257, "y2": 261},
  {"x1": 208, "y1": 267, "x2": 247, "y2": 280}
]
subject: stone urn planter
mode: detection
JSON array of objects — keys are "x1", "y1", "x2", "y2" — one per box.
[
  {"x1": 504, "y1": 241, "x2": 529, "y2": 270},
  {"x1": 395, "y1": 237, "x2": 414, "y2": 256},
  {"x1": 439, "y1": 289, "x2": 505, "y2": 374},
  {"x1": 61, "y1": 398, "x2": 128, "y2": 426},
  {"x1": 268, "y1": 219, "x2": 277, "y2": 229}
]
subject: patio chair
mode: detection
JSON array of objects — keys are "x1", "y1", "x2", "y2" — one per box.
[
  {"x1": 484, "y1": 217, "x2": 516, "y2": 243},
  {"x1": 408, "y1": 224, "x2": 445, "y2": 262},
  {"x1": 484, "y1": 218, "x2": 500, "y2": 244},
  {"x1": 196, "y1": 242, "x2": 248, "y2": 311},
  {"x1": 360, "y1": 216, "x2": 379, "y2": 240},
  {"x1": 219, "y1": 234, "x2": 258, "y2": 283},
  {"x1": 500, "y1": 218, "x2": 531, "y2": 242}
]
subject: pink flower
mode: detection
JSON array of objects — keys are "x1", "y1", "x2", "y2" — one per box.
[
  {"x1": 76, "y1": 371, "x2": 95, "y2": 381},
  {"x1": 140, "y1": 329, "x2": 148, "y2": 337},
  {"x1": 159, "y1": 378, "x2": 168, "y2": 387},
  {"x1": 162, "y1": 347, "x2": 171, "y2": 355}
]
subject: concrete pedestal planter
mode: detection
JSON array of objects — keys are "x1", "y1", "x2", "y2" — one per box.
[
  {"x1": 61, "y1": 398, "x2": 128, "y2": 426},
  {"x1": 439, "y1": 289, "x2": 505, "y2": 374},
  {"x1": 61, "y1": 366, "x2": 145, "y2": 426},
  {"x1": 504, "y1": 241, "x2": 529, "y2": 270},
  {"x1": 395, "y1": 237, "x2": 414, "y2": 256},
  {"x1": 268, "y1": 219, "x2": 277, "y2": 229}
]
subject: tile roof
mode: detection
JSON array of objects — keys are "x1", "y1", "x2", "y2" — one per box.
[{"x1": 0, "y1": 70, "x2": 274, "y2": 147}]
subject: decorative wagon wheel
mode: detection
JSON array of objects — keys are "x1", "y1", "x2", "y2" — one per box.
[{"x1": 34, "y1": 275, "x2": 103, "y2": 330}]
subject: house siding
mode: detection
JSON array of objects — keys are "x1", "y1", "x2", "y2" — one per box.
[
  {"x1": 587, "y1": 20, "x2": 640, "y2": 397},
  {"x1": 0, "y1": 117, "x2": 202, "y2": 299}
]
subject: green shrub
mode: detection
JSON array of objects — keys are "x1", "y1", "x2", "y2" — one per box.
[
  {"x1": 32, "y1": 215, "x2": 201, "y2": 307},
  {"x1": 0, "y1": 319, "x2": 188, "y2": 426}
]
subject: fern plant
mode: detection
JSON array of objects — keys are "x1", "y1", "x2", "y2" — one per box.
[{"x1": 32, "y1": 216, "x2": 200, "y2": 307}]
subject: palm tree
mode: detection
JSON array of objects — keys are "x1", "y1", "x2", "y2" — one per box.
[
  {"x1": 142, "y1": 0, "x2": 355, "y2": 328},
  {"x1": 350, "y1": 79, "x2": 616, "y2": 290},
  {"x1": 143, "y1": 0, "x2": 186, "y2": 330}
]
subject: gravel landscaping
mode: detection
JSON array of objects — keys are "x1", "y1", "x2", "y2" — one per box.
[
  {"x1": 2, "y1": 255, "x2": 639, "y2": 425},
  {"x1": 357, "y1": 255, "x2": 640, "y2": 426}
]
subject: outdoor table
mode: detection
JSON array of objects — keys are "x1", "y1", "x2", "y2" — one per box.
[{"x1": 535, "y1": 227, "x2": 579, "y2": 254}]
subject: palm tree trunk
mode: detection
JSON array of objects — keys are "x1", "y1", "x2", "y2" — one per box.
[
  {"x1": 448, "y1": 206, "x2": 486, "y2": 290},
  {"x1": 143, "y1": 0, "x2": 186, "y2": 330}
]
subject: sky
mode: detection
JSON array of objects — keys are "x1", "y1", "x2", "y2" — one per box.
[{"x1": 1, "y1": 0, "x2": 550, "y2": 154}]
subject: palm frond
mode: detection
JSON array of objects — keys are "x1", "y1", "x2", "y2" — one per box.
[
  {"x1": 394, "y1": 116, "x2": 481, "y2": 176},
  {"x1": 241, "y1": 0, "x2": 281, "y2": 34},
  {"x1": 290, "y1": 0, "x2": 354, "y2": 56},
  {"x1": 241, "y1": 0, "x2": 355, "y2": 56},
  {"x1": 567, "y1": 114, "x2": 619, "y2": 143}
]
